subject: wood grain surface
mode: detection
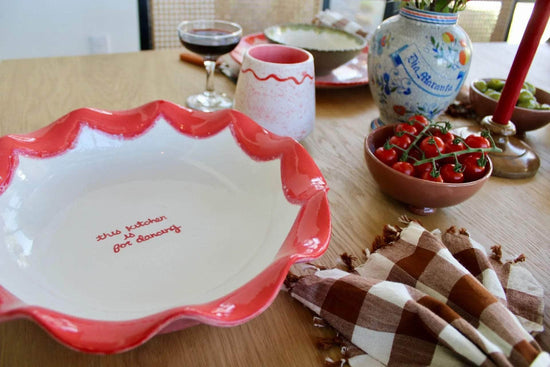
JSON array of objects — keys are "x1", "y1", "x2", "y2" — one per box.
[{"x1": 0, "y1": 43, "x2": 548, "y2": 366}]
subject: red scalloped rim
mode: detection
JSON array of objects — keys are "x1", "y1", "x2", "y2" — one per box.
[{"x1": 0, "y1": 100, "x2": 331, "y2": 354}]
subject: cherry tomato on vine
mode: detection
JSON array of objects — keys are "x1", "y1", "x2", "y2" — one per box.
[
  {"x1": 466, "y1": 134, "x2": 490, "y2": 147},
  {"x1": 375, "y1": 146, "x2": 398, "y2": 166},
  {"x1": 458, "y1": 152, "x2": 471, "y2": 164},
  {"x1": 442, "y1": 138, "x2": 466, "y2": 163},
  {"x1": 420, "y1": 170, "x2": 444, "y2": 182},
  {"x1": 408, "y1": 114, "x2": 429, "y2": 133},
  {"x1": 440, "y1": 164, "x2": 465, "y2": 183},
  {"x1": 433, "y1": 129, "x2": 455, "y2": 145},
  {"x1": 464, "y1": 134, "x2": 491, "y2": 160},
  {"x1": 419, "y1": 136, "x2": 445, "y2": 158},
  {"x1": 391, "y1": 161, "x2": 415, "y2": 176},
  {"x1": 465, "y1": 134, "x2": 491, "y2": 149},
  {"x1": 445, "y1": 138, "x2": 465, "y2": 154},
  {"x1": 395, "y1": 122, "x2": 418, "y2": 136},
  {"x1": 407, "y1": 147, "x2": 423, "y2": 161},
  {"x1": 414, "y1": 162, "x2": 435, "y2": 177},
  {"x1": 389, "y1": 134, "x2": 412, "y2": 150},
  {"x1": 462, "y1": 155, "x2": 487, "y2": 181}
]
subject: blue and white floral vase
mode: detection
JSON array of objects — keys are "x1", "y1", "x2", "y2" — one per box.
[{"x1": 368, "y1": 6, "x2": 472, "y2": 128}]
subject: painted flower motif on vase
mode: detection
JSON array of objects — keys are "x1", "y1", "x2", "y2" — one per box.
[
  {"x1": 367, "y1": 7, "x2": 472, "y2": 127},
  {"x1": 373, "y1": 32, "x2": 391, "y2": 56},
  {"x1": 372, "y1": 67, "x2": 412, "y2": 106},
  {"x1": 392, "y1": 101, "x2": 444, "y2": 120},
  {"x1": 430, "y1": 32, "x2": 470, "y2": 70}
]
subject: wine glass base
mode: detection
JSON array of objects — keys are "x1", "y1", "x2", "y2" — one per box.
[{"x1": 186, "y1": 91, "x2": 233, "y2": 112}]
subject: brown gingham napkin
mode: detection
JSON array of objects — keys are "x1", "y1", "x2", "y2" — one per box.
[{"x1": 286, "y1": 220, "x2": 549, "y2": 366}]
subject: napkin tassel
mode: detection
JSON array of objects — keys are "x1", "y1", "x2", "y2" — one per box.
[
  {"x1": 445, "y1": 225, "x2": 470, "y2": 236},
  {"x1": 513, "y1": 254, "x2": 526, "y2": 263},
  {"x1": 316, "y1": 334, "x2": 345, "y2": 350},
  {"x1": 371, "y1": 224, "x2": 401, "y2": 251},
  {"x1": 491, "y1": 245, "x2": 504, "y2": 262},
  {"x1": 284, "y1": 272, "x2": 303, "y2": 290},
  {"x1": 490, "y1": 244, "x2": 526, "y2": 264},
  {"x1": 323, "y1": 357, "x2": 347, "y2": 367},
  {"x1": 338, "y1": 253, "x2": 357, "y2": 273},
  {"x1": 316, "y1": 335, "x2": 357, "y2": 367},
  {"x1": 313, "y1": 316, "x2": 330, "y2": 328}
]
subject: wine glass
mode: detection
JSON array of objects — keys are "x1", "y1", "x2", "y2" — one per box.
[{"x1": 177, "y1": 20, "x2": 242, "y2": 112}]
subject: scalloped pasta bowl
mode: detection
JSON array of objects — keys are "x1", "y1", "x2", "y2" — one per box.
[{"x1": 0, "y1": 101, "x2": 331, "y2": 353}]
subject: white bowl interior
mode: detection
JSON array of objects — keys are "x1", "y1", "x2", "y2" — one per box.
[
  {"x1": 0, "y1": 119, "x2": 300, "y2": 321},
  {"x1": 266, "y1": 25, "x2": 362, "y2": 51}
]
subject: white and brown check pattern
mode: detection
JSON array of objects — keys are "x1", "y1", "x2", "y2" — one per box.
[
  {"x1": 441, "y1": 228, "x2": 544, "y2": 335},
  {"x1": 288, "y1": 221, "x2": 549, "y2": 366}
]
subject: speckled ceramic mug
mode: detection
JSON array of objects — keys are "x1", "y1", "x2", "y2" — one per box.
[{"x1": 233, "y1": 44, "x2": 315, "y2": 141}]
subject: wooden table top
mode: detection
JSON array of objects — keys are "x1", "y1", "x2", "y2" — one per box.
[{"x1": 0, "y1": 42, "x2": 548, "y2": 366}]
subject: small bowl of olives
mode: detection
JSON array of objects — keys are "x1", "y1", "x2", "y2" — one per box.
[{"x1": 469, "y1": 78, "x2": 550, "y2": 133}]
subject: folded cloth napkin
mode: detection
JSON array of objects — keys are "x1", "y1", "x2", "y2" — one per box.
[
  {"x1": 312, "y1": 10, "x2": 369, "y2": 39},
  {"x1": 286, "y1": 220, "x2": 549, "y2": 366}
]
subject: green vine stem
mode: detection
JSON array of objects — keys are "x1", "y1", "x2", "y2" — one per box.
[{"x1": 385, "y1": 121, "x2": 503, "y2": 176}]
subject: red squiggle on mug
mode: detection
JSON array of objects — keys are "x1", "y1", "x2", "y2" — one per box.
[{"x1": 241, "y1": 68, "x2": 313, "y2": 85}]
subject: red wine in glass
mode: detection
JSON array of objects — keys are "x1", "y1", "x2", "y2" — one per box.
[
  {"x1": 180, "y1": 28, "x2": 240, "y2": 60},
  {"x1": 177, "y1": 20, "x2": 242, "y2": 112}
]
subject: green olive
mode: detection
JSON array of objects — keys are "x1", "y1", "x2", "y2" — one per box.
[
  {"x1": 474, "y1": 80, "x2": 488, "y2": 93},
  {"x1": 518, "y1": 89, "x2": 535, "y2": 103},
  {"x1": 476, "y1": 79, "x2": 546, "y2": 110},
  {"x1": 484, "y1": 90, "x2": 501, "y2": 101},
  {"x1": 517, "y1": 98, "x2": 538, "y2": 109},
  {"x1": 523, "y1": 82, "x2": 536, "y2": 95},
  {"x1": 487, "y1": 79, "x2": 505, "y2": 91}
]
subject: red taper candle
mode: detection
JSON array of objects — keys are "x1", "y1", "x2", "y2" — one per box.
[{"x1": 492, "y1": 0, "x2": 550, "y2": 125}]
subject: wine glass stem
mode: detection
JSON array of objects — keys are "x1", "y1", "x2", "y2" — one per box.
[{"x1": 204, "y1": 60, "x2": 216, "y2": 94}]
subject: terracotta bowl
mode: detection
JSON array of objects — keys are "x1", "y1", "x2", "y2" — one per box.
[
  {"x1": 264, "y1": 23, "x2": 367, "y2": 75},
  {"x1": 364, "y1": 125, "x2": 492, "y2": 215},
  {"x1": 469, "y1": 78, "x2": 550, "y2": 133}
]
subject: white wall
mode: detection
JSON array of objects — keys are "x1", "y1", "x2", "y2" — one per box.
[
  {"x1": 0, "y1": 0, "x2": 141, "y2": 60},
  {"x1": 507, "y1": 2, "x2": 550, "y2": 45}
]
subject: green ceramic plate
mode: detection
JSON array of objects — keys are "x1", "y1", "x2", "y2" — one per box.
[{"x1": 263, "y1": 24, "x2": 367, "y2": 75}]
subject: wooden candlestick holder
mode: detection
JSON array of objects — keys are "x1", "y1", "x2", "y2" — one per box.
[{"x1": 477, "y1": 116, "x2": 540, "y2": 178}]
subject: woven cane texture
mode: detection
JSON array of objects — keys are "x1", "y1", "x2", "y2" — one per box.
[{"x1": 150, "y1": 0, "x2": 322, "y2": 49}]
